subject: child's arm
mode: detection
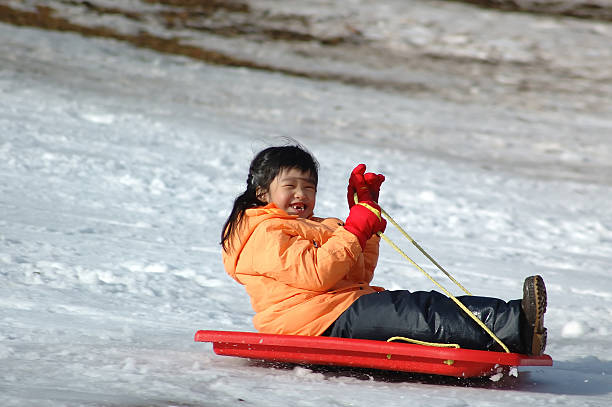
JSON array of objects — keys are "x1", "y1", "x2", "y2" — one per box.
[
  {"x1": 245, "y1": 221, "x2": 363, "y2": 292},
  {"x1": 362, "y1": 234, "x2": 380, "y2": 280},
  {"x1": 345, "y1": 164, "x2": 385, "y2": 284}
]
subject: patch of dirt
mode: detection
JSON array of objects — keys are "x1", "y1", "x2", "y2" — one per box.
[
  {"x1": 450, "y1": 0, "x2": 612, "y2": 21},
  {"x1": 0, "y1": 3, "x2": 428, "y2": 93}
]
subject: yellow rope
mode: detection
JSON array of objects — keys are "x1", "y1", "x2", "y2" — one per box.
[
  {"x1": 377, "y1": 232, "x2": 510, "y2": 353},
  {"x1": 387, "y1": 336, "x2": 460, "y2": 348},
  {"x1": 353, "y1": 193, "x2": 510, "y2": 353},
  {"x1": 380, "y1": 208, "x2": 472, "y2": 296},
  {"x1": 357, "y1": 202, "x2": 382, "y2": 220}
]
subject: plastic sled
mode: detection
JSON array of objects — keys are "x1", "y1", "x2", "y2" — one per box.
[{"x1": 194, "y1": 330, "x2": 553, "y2": 378}]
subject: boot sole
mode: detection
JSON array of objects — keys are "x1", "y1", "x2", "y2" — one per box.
[
  {"x1": 523, "y1": 275, "x2": 547, "y2": 355},
  {"x1": 532, "y1": 328, "x2": 547, "y2": 357}
]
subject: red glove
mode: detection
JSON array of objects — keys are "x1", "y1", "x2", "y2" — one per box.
[
  {"x1": 347, "y1": 164, "x2": 385, "y2": 208},
  {"x1": 347, "y1": 164, "x2": 367, "y2": 208},
  {"x1": 343, "y1": 201, "x2": 387, "y2": 248},
  {"x1": 364, "y1": 172, "x2": 385, "y2": 203}
]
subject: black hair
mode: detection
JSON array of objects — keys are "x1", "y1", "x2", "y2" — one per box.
[{"x1": 220, "y1": 145, "x2": 319, "y2": 251}]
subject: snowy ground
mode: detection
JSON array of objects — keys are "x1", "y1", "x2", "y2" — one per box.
[{"x1": 1, "y1": 1, "x2": 612, "y2": 406}]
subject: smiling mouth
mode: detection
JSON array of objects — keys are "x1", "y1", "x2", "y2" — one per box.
[{"x1": 290, "y1": 203, "x2": 306, "y2": 212}]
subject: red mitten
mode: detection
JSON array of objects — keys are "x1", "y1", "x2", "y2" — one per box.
[
  {"x1": 364, "y1": 172, "x2": 385, "y2": 203},
  {"x1": 343, "y1": 201, "x2": 387, "y2": 248},
  {"x1": 347, "y1": 164, "x2": 374, "y2": 208}
]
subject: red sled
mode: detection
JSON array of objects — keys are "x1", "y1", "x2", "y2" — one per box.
[{"x1": 194, "y1": 330, "x2": 552, "y2": 378}]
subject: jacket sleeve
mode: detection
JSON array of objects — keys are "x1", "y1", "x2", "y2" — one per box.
[
  {"x1": 362, "y1": 234, "x2": 381, "y2": 283},
  {"x1": 246, "y1": 220, "x2": 362, "y2": 292}
]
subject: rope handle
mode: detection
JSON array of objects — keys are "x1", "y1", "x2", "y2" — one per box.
[
  {"x1": 380, "y1": 207, "x2": 472, "y2": 296},
  {"x1": 387, "y1": 336, "x2": 460, "y2": 348},
  {"x1": 354, "y1": 192, "x2": 510, "y2": 353},
  {"x1": 356, "y1": 202, "x2": 381, "y2": 220}
]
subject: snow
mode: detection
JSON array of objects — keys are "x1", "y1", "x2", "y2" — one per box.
[{"x1": 1, "y1": 0, "x2": 612, "y2": 405}]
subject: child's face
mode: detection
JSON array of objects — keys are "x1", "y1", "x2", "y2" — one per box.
[{"x1": 262, "y1": 168, "x2": 317, "y2": 218}]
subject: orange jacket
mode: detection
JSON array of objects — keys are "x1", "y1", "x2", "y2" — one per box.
[{"x1": 222, "y1": 203, "x2": 384, "y2": 336}]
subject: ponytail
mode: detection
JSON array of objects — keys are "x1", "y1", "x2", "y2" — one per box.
[{"x1": 220, "y1": 184, "x2": 265, "y2": 252}]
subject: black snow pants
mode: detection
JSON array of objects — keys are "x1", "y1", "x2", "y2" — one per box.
[{"x1": 323, "y1": 290, "x2": 529, "y2": 354}]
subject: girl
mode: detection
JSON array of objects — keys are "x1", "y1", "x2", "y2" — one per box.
[{"x1": 221, "y1": 145, "x2": 547, "y2": 355}]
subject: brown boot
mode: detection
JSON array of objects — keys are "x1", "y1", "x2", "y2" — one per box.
[{"x1": 522, "y1": 275, "x2": 547, "y2": 355}]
